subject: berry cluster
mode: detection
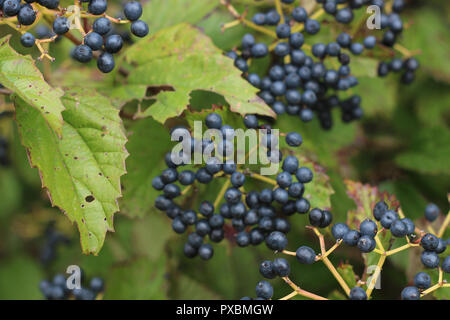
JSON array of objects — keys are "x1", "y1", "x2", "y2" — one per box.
[
  {"x1": 39, "y1": 222, "x2": 71, "y2": 266},
  {"x1": 39, "y1": 272, "x2": 105, "y2": 300},
  {"x1": 225, "y1": 0, "x2": 418, "y2": 130},
  {"x1": 2, "y1": 0, "x2": 148, "y2": 73},
  {"x1": 0, "y1": 135, "x2": 9, "y2": 166},
  {"x1": 153, "y1": 112, "x2": 316, "y2": 260},
  {"x1": 240, "y1": 200, "x2": 449, "y2": 300}
]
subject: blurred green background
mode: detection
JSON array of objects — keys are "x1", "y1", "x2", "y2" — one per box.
[{"x1": 0, "y1": 0, "x2": 449, "y2": 299}]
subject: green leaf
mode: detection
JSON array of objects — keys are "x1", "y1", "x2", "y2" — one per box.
[
  {"x1": 120, "y1": 117, "x2": 171, "y2": 217},
  {"x1": 103, "y1": 257, "x2": 167, "y2": 299},
  {"x1": 0, "y1": 36, "x2": 65, "y2": 135},
  {"x1": 401, "y1": 9, "x2": 450, "y2": 82},
  {"x1": 103, "y1": 84, "x2": 148, "y2": 109},
  {"x1": 141, "y1": 0, "x2": 219, "y2": 34},
  {"x1": 0, "y1": 256, "x2": 44, "y2": 299},
  {"x1": 123, "y1": 23, "x2": 275, "y2": 123},
  {"x1": 337, "y1": 263, "x2": 358, "y2": 288},
  {"x1": 295, "y1": 154, "x2": 335, "y2": 209},
  {"x1": 170, "y1": 274, "x2": 222, "y2": 300},
  {"x1": 395, "y1": 127, "x2": 450, "y2": 175},
  {"x1": 355, "y1": 77, "x2": 398, "y2": 117},
  {"x1": 14, "y1": 88, "x2": 128, "y2": 254},
  {"x1": 349, "y1": 57, "x2": 378, "y2": 78}
]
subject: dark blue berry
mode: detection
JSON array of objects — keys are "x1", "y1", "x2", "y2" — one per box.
[
  {"x1": 123, "y1": 1, "x2": 142, "y2": 21},
  {"x1": 265, "y1": 231, "x2": 288, "y2": 251},
  {"x1": 130, "y1": 20, "x2": 149, "y2": 37},
  {"x1": 296, "y1": 246, "x2": 316, "y2": 264},
  {"x1": 255, "y1": 280, "x2": 273, "y2": 299},
  {"x1": 97, "y1": 52, "x2": 115, "y2": 73},
  {"x1": 413, "y1": 272, "x2": 431, "y2": 289},
  {"x1": 401, "y1": 286, "x2": 420, "y2": 300},
  {"x1": 349, "y1": 287, "x2": 367, "y2": 300}
]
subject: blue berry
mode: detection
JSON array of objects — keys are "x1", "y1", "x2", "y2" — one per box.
[
  {"x1": 424, "y1": 203, "x2": 440, "y2": 222},
  {"x1": 332, "y1": 223, "x2": 350, "y2": 240},
  {"x1": 289, "y1": 32, "x2": 304, "y2": 49},
  {"x1": 357, "y1": 235, "x2": 376, "y2": 253},
  {"x1": 105, "y1": 34, "x2": 123, "y2": 54},
  {"x1": 209, "y1": 214, "x2": 224, "y2": 229},
  {"x1": 236, "y1": 232, "x2": 250, "y2": 247},
  {"x1": 130, "y1": 20, "x2": 149, "y2": 37},
  {"x1": 413, "y1": 272, "x2": 431, "y2": 289},
  {"x1": 244, "y1": 114, "x2": 258, "y2": 128},
  {"x1": 293, "y1": 198, "x2": 309, "y2": 214},
  {"x1": 274, "y1": 42, "x2": 290, "y2": 57},
  {"x1": 155, "y1": 195, "x2": 172, "y2": 211},
  {"x1": 179, "y1": 170, "x2": 195, "y2": 185},
  {"x1": 230, "y1": 172, "x2": 245, "y2": 188},
  {"x1": 390, "y1": 219, "x2": 408, "y2": 237},
  {"x1": 373, "y1": 201, "x2": 388, "y2": 220},
  {"x1": 276, "y1": 24, "x2": 291, "y2": 39},
  {"x1": 84, "y1": 32, "x2": 104, "y2": 51},
  {"x1": 273, "y1": 258, "x2": 290, "y2": 277},
  {"x1": 266, "y1": 231, "x2": 288, "y2": 251},
  {"x1": 296, "y1": 167, "x2": 313, "y2": 183},
  {"x1": 18, "y1": 4, "x2": 36, "y2": 26},
  {"x1": 184, "y1": 243, "x2": 197, "y2": 258},
  {"x1": 123, "y1": 1, "x2": 142, "y2": 21},
  {"x1": 435, "y1": 238, "x2": 447, "y2": 254},
  {"x1": 181, "y1": 210, "x2": 197, "y2": 225},
  {"x1": 349, "y1": 287, "x2": 367, "y2": 300},
  {"x1": 421, "y1": 251, "x2": 439, "y2": 268},
  {"x1": 442, "y1": 256, "x2": 450, "y2": 273},
  {"x1": 198, "y1": 243, "x2": 214, "y2": 260},
  {"x1": 335, "y1": 8, "x2": 353, "y2": 24},
  {"x1": 187, "y1": 232, "x2": 203, "y2": 248},
  {"x1": 350, "y1": 43, "x2": 364, "y2": 55},
  {"x1": 380, "y1": 210, "x2": 398, "y2": 229},
  {"x1": 20, "y1": 32, "x2": 35, "y2": 47},
  {"x1": 244, "y1": 209, "x2": 259, "y2": 225},
  {"x1": 401, "y1": 286, "x2": 420, "y2": 300},
  {"x1": 225, "y1": 188, "x2": 241, "y2": 204},
  {"x1": 255, "y1": 280, "x2": 273, "y2": 299},
  {"x1": 199, "y1": 201, "x2": 214, "y2": 218},
  {"x1": 421, "y1": 233, "x2": 439, "y2": 251},
  {"x1": 400, "y1": 218, "x2": 415, "y2": 235},
  {"x1": 282, "y1": 156, "x2": 299, "y2": 174},
  {"x1": 97, "y1": 52, "x2": 115, "y2": 73},
  {"x1": 359, "y1": 219, "x2": 378, "y2": 238},
  {"x1": 292, "y1": 7, "x2": 307, "y2": 22},
  {"x1": 259, "y1": 260, "x2": 276, "y2": 279},
  {"x1": 343, "y1": 230, "x2": 360, "y2": 246},
  {"x1": 205, "y1": 113, "x2": 222, "y2": 129},
  {"x1": 251, "y1": 43, "x2": 269, "y2": 58},
  {"x1": 88, "y1": 0, "x2": 107, "y2": 15},
  {"x1": 241, "y1": 33, "x2": 255, "y2": 49},
  {"x1": 250, "y1": 228, "x2": 265, "y2": 245},
  {"x1": 363, "y1": 36, "x2": 377, "y2": 49},
  {"x1": 73, "y1": 45, "x2": 93, "y2": 63},
  {"x1": 252, "y1": 13, "x2": 266, "y2": 25},
  {"x1": 305, "y1": 19, "x2": 320, "y2": 35},
  {"x1": 172, "y1": 217, "x2": 186, "y2": 234},
  {"x1": 296, "y1": 246, "x2": 316, "y2": 264},
  {"x1": 265, "y1": 10, "x2": 280, "y2": 25},
  {"x1": 337, "y1": 32, "x2": 352, "y2": 48},
  {"x1": 3, "y1": 0, "x2": 20, "y2": 16}
]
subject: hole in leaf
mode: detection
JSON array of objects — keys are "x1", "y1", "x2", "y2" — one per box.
[{"x1": 85, "y1": 195, "x2": 95, "y2": 203}]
